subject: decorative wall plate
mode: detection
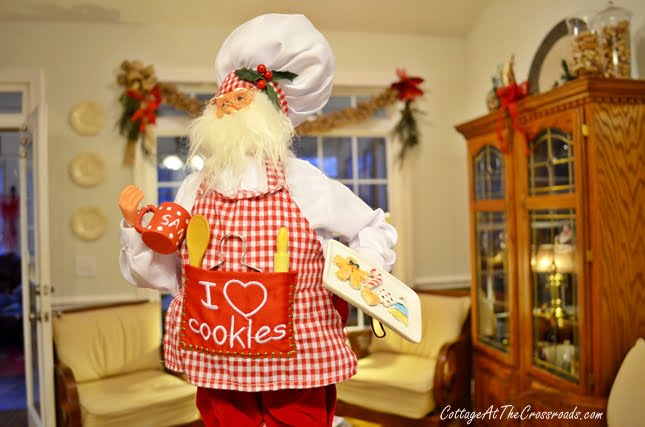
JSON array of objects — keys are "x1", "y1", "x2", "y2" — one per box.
[
  {"x1": 68, "y1": 152, "x2": 105, "y2": 187},
  {"x1": 69, "y1": 101, "x2": 107, "y2": 136},
  {"x1": 71, "y1": 206, "x2": 107, "y2": 241}
]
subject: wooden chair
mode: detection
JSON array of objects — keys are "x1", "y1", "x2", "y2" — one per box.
[
  {"x1": 336, "y1": 290, "x2": 472, "y2": 427},
  {"x1": 53, "y1": 300, "x2": 203, "y2": 427}
]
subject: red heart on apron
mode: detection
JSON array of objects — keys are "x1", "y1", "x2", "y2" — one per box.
[{"x1": 223, "y1": 279, "x2": 267, "y2": 318}]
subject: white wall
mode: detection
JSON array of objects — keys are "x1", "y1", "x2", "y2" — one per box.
[
  {"x1": 464, "y1": 0, "x2": 645, "y2": 119},
  {"x1": 0, "y1": 21, "x2": 468, "y2": 300}
]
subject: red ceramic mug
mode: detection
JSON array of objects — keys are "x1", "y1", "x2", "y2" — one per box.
[{"x1": 135, "y1": 202, "x2": 191, "y2": 254}]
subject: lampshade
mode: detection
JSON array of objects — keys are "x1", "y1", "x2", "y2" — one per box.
[{"x1": 531, "y1": 244, "x2": 576, "y2": 273}]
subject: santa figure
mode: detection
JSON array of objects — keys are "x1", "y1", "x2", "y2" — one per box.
[{"x1": 119, "y1": 14, "x2": 397, "y2": 427}]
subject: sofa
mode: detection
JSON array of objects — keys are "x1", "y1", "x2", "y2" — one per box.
[{"x1": 53, "y1": 300, "x2": 201, "y2": 427}]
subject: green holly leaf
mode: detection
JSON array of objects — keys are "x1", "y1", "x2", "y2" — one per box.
[
  {"x1": 235, "y1": 68, "x2": 262, "y2": 82},
  {"x1": 271, "y1": 71, "x2": 298, "y2": 81},
  {"x1": 264, "y1": 84, "x2": 282, "y2": 111}
]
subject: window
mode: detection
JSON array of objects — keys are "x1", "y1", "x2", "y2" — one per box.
[
  {"x1": 154, "y1": 86, "x2": 396, "y2": 330},
  {"x1": 155, "y1": 84, "x2": 215, "y2": 203},
  {"x1": 292, "y1": 94, "x2": 393, "y2": 329}
]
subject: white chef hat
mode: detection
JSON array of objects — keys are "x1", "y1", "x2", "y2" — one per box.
[{"x1": 214, "y1": 14, "x2": 335, "y2": 127}]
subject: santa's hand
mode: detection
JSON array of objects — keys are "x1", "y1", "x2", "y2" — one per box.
[{"x1": 119, "y1": 185, "x2": 144, "y2": 227}]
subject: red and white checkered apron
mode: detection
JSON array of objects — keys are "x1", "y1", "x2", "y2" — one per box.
[{"x1": 164, "y1": 163, "x2": 357, "y2": 391}]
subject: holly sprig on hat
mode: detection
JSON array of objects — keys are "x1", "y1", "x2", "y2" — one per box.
[{"x1": 235, "y1": 65, "x2": 298, "y2": 111}]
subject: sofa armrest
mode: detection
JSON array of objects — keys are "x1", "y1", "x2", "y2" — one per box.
[
  {"x1": 347, "y1": 328, "x2": 373, "y2": 359},
  {"x1": 54, "y1": 360, "x2": 82, "y2": 427},
  {"x1": 432, "y1": 330, "x2": 472, "y2": 410}
]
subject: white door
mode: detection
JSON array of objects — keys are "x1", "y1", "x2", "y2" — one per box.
[{"x1": 20, "y1": 104, "x2": 55, "y2": 426}]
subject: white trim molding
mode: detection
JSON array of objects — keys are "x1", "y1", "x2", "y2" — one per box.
[
  {"x1": 414, "y1": 274, "x2": 471, "y2": 290},
  {"x1": 51, "y1": 293, "x2": 157, "y2": 311}
]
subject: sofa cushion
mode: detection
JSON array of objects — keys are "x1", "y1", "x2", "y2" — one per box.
[
  {"x1": 337, "y1": 352, "x2": 436, "y2": 419},
  {"x1": 607, "y1": 338, "x2": 645, "y2": 427},
  {"x1": 53, "y1": 301, "x2": 162, "y2": 383},
  {"x1": 77, "y1": 369, "x2": 200, "y2": 427},
  {"x1": 369, "y1": 294, "x2": 470, "y2": 358}
]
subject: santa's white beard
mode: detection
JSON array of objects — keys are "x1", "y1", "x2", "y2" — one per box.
[{"x1": 187, "y1": 91, "x2": 294, "y2": 194}]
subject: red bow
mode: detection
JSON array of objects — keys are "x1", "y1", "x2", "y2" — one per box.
[
  {"x1": 391, "y1": 68, "x2": 424, "y2": 101},
  {"x1": 495, "y1": 81, "x2": 529, "y2": 154},
  {"x1": 128, "y1": 85, "x2": 162, "y2": 132}
]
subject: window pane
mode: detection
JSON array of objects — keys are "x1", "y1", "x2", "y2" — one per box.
[
  {"x1": 0, "y1": 92, "x2": 22, "y2": 114},
  {"x1": 195, "y1": 93, "x2": 214, "y2": 102},
  {"x1": 322, "y1": 96, "x2": 351, "y2": 114},
  {"x1": 157, "y1": 136, "x2": 188, "y2": 159},
  {"x1": 157, "y1": 104, "x2": 188, "y2": 117},
  {"x1": 358, "y1": 137, "x2": 387, "y2": 179},
  {"x1": 357, "y1": 96, "x2": 386, "y2": 118},
  {"x1": 359, "y1": 184, "x2": 388, "y2": 211},
  {"x1": 158, "y1": 167, "x2": 188, "y2": 182},
  {"x1": 292, "y1": 136, "x2": 319, "y2": 168},
  {"x1": 321, "y1": 137, "x2": 352, "y2": 179},
  {"x1": 158, "y1": 187, "x2": 178, "y2": 204}
]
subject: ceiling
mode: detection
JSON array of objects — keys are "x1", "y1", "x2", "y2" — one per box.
[{"x1": 0, "y1": 0, "x2": 486, "y2": 36}]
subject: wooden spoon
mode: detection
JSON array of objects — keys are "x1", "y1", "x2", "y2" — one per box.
[{"x1": 186, "y1": 215, "x2": 210, "y2": 268}]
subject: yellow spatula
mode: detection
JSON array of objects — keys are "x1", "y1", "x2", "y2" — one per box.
[{"x1": 186, "y1": 215, "x2": 210, "y2": 268}]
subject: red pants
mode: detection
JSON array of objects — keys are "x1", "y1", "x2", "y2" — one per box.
[{"x1": 195, "y1": 385, "x2": 337, "y2": 427}]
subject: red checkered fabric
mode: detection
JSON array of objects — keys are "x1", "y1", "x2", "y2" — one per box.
[
  {"x1": 216, "y1": 71, "x2": 289, "y2": 115},
  {"x1": 164, "y1": 163, "x2": 357, "y2": 391}
]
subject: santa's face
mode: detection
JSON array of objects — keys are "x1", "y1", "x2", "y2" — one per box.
[
  {"x1": 214, "y1": 88, "x2": 255, "y2": 118},
  {"x1": 187, "y1": 89, "x2": 294, "y2": 193}
]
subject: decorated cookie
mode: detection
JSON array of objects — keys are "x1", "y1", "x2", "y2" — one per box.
[
  {"x1": 376, "y1": 287, "x2": 394, "y2": 307},
  {"x1": 333, "y1": 255, "x2": 368, "y2": 290},
  {"x1": 365, "y1": 268, "x2": 383, "y2": 290},
  {"x1": 389, "y1": 297, "x2": 409, "y2": 326},
  {"x1": 360, "y1": 286, "x2": 380, "y2": 306}
]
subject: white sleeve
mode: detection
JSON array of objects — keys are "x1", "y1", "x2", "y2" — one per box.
[
  {"x1": 118, "y1": 173, "x2": 200, "y2": 295},
  {"x1": 286, "y1": 158, "x2": 398, "y2": 271}
]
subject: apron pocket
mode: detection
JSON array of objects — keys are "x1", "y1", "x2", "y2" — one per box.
[{"x1": 180, "y1": 264, "x2": 298, "y2": 359}]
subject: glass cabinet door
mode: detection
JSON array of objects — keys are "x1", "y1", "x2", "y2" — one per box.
[
  {"x1": 475, "y1": 211, "x2": 510, "y2": 351},
  {"x1": 472, "y1": 145, "x2": 510, "y2": 353},
  {"x1": 526, "y1": 128, "x2": 580, "y2": 383}
]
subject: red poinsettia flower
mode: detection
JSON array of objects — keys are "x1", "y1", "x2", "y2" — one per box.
[
  {"x1": 391, "y1": 68, "x2": 424, "y2": 101},
  {"x1": 130, "y1": 85, "x2": 162, "y2": 131}
]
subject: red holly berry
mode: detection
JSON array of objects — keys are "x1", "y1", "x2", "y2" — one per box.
[
  {"x1": 256, "y1": 79, "x2": 267, "y2": 90},
  {"x1": 263, "y1": 70, "x2": 273, "y2": 80},
  {"x1": 257, "y1": 64, "x2": 267, "y2": 74}
]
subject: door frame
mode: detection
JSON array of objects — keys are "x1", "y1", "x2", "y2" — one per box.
[{"x1": 0, "y1": 68, "x2": 54, "y2": 426}]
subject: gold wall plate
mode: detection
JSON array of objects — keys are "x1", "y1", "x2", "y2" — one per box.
[
  {"x1": 71, "y1": 206, "x2": 107, "y2": 241},
  {"x1": 69, "y1": 101, "x2": 106, "y2": 136},
  {"x1": 68, "y1": 152, "x2": 105, "y2": 188}
]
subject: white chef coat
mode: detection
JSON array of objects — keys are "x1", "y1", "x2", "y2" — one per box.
[{"x1": 119, "y1": 157, "x2": 397, "y2": 295}]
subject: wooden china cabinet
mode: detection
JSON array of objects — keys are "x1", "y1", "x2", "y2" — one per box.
[{"x1": 456, "y1": 77, "x2": 645, "y2": 426}]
